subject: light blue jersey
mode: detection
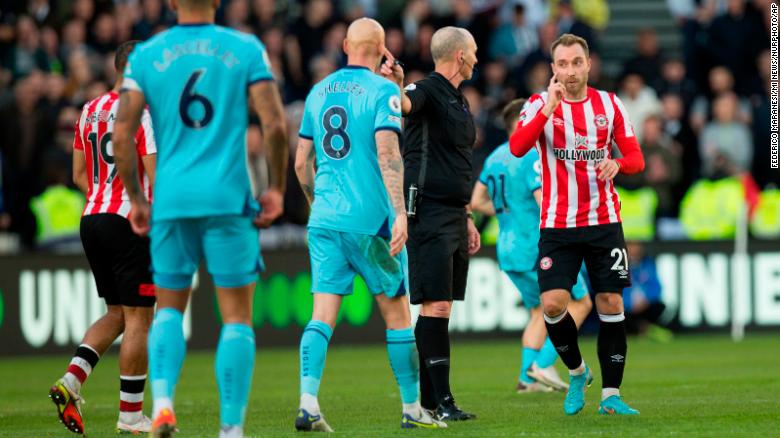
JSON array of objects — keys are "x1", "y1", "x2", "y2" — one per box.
[
  {"x1": 122, "y1": 24, "x2": 273, "y2": 221},
  {"x1": 299, "y1": 66, "x2": 402, "y2": 236},
  {"x1": 479, "y1": 142, "x2": 542, "y2": 272}
]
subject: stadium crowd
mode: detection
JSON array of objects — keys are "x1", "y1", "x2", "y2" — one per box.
[{"x1": 0, "y1": 0, "x2": 774, "y2": 251}]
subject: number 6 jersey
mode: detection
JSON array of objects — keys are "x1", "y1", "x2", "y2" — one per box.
[
  {"x1": 73, "y1": 91, "x2": 156, "y2": 218},
  {"x1": 121, "y1": 24, "x2": 274, "y2": 221},
  {"x1": 298, "y1": 66, "x2": 402, "y2": 235}
]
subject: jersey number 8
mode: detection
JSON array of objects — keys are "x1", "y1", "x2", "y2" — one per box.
[
  {"x1": 179, "y1": 69, "x2": 214, "y2": 129},
  {"x1": 322, "y1": 106, "x2": 351, "y2": 159}
]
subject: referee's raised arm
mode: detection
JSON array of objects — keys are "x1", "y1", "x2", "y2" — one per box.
[{"x1": 383, "y1": 26, "x2": 479, "y2": 422}]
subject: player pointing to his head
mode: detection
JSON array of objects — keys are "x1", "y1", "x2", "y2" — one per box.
[
  {"x1": 510, "y1": 34, "x2": 645, "y2": 416},
  {"x1": 294, "y1": 17, "x2": 444, "y2": 432},
  {"x1": 112, "y1": 0, "x2": 288, "y2": 436}
]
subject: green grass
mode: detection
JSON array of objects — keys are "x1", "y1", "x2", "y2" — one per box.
[{"x1": 1, "y1": 334, "x2": 778, "y2": 437}]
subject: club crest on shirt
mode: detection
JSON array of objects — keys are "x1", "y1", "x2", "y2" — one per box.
[{"x1": 594, "y1": 114, "x2": 608, "y2": 129}]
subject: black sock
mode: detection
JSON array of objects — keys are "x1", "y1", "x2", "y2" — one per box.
[
  {"x1": 598, "y1": 314, "x2": 627, "y2": 389},
  {"x1": 544, "y1": 312, "x2": 583, "y2": 370},
  {"x1": 415, "y1": 316, "x2": 452, "y2": 406},
  {"x1": 414, "y1": 322, "x2": 436, "y2": 410}
]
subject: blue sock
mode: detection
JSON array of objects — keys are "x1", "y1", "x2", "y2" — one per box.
[
  {"x1": 148, "y1": 308, "x2": 186, "y2": 402},
  {"x1": 215, "y1": 323, "x2": 256, "y2": 427},
  {"x1": 300, "y1": 320, "x2": 333, "y2": 396},
  {"x1": 520, "y1": 347, "x2": 539, "y2": 383},
  {"x1": 386, "y1": 327, "x2": 419, "y2": 404},
  {"x1": 535, "y1": 337, "x2": 559, "y2": 368}
]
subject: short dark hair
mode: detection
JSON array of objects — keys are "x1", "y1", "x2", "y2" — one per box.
[
  {"x1": 114, "y1": 40, "x2": 140, "y2": 72},
  {"x1": 502, "y1": 98, "x2": 527, "y2": 135}
]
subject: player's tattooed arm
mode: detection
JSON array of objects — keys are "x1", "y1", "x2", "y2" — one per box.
[
  {"x1": 376, "y1": 130, "x2": 405, "y2": 216},
  {"x1": 113, "y1": 90, "x2": 146, "y2": 203},
  {"x1": 249, "y1": 81, "x2": 288, "y2": 192},
  {"x1": 294, "y1": 137, "x2": 316, "y2": 205}
]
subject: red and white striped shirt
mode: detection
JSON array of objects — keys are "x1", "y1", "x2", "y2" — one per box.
[
  {"x1": 509, "y1": 87, "x2": 645, "y2": 229},
  {"x1": 73, "y1": 91, "x2": 156, "y2": 218}
]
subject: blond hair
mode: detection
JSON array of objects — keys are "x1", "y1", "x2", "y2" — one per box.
[{"x1": 551, "y1": 33, "x2": 589, "y2": 59}]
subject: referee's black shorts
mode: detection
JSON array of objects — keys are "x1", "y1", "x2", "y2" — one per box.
[
  {"x1": 80, "y1": 214, "x2": 155, "y2": 307},
  {"x1": 537, "y1": 222, "x2": 632, "y2": 294},
  {"x1": 407, "y1": 200, "x2": 469, "y2": 305}
]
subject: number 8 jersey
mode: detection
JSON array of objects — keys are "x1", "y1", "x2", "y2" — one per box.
[
  {"x1": 299, "y1": 66, "x2": 403, "y2": 235},
  {"x1": 121, "y1": 24, "x2": 274, "y2": 221},
  {"x1": 74, "y1": 91, "x2": 156, "y2": 218}
]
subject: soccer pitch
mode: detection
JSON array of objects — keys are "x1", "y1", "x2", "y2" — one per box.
[{"x1": 1, "y1": 334, "x2": 777, "y2": 437}]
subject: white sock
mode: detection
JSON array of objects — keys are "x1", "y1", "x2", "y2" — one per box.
[
  {"x1": 602, "y1": 387, "x2": 620, "y2": 401},
  {"x1": 569, "y1": 360, "x2": 586, "y2": 376},
  {"x1": 403, "y1": 401, "x2": 422, "y2": 417},
  {"x1": 152, "y1": 397, "x2": 173, "y2": 419},
  {"x1": 62, "y1": 373, "x2": 81, "y2": 394},
  {"x1": 219, "y1": 425, "x2": 243, "y2": 438},
  {"x1": 300, "y1": 393, "x2": 320, "y2": 415},
  {"x1": 118, "y1": 410, "x2": 143, "y2": 425}
]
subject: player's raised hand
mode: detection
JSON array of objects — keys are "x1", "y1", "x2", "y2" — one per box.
[
  {"x1": 389, "y1": 214, "x2": 407, "y2": 257},
  {"x1": 380, "y1": 48, "x2": 404, "y2": 87},
  {"x1": 542, "y1": 76, "x2": 565, "y2": 117},
  {"x1": 129, "y1": 200, "x2": 151, "y2": 236},
  {"x1": 596, "y1": 159, "x2": 621, "y2": 181},
  {"x1": 255, "y1": 187, "x2": 284, "y2": 228}
]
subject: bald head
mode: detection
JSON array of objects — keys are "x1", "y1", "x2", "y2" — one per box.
[
  {"x1": 345, "y1": 18, "x2": 385, "y2": 57},
  {"x1": 431, "y1": 26, "x2": 474, "y2": 63}
]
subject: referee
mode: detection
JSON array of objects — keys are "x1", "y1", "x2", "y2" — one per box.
[{"x1": 381, "y1": 26, "x2": 479, "y2": 422}]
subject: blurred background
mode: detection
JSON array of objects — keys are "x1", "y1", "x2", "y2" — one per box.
[{"x1": 0, "y1": 0, "x2": 778, "y2": 354}]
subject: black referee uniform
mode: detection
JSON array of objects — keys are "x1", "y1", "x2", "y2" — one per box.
[{"x1": 402, "y1": 71, "x2": 476, "y2": 419}]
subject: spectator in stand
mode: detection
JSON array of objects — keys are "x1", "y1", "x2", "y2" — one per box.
[
  {"x1": 522, "y1": 60, "x2": 551, "y2": 97},
  {"x1": 616, "y1": 115, "x2": 683, "y2": 218},
  {"x1": 500, "y1": 0, "x2": 549, "y2": 30},
  {"x1": 653, "y1": 58, "x2": 698, "y2": 109},
  {"x1": 60, "y1": 19, "x2": 89, "y2": 64},
  {"x1": 661, "y1": 93, "x2": 699, "y2": 195},
  {"x1": 699, "y1": 92, "x2": 753, "y2": 178},
  {"x1": 622, "y1": 27, "x2": 663, "y2": 88},
  {"x1": 587, "y1": 53, "x2": 614, "y2": 91},
  {"x1": 0, "y1": 71, "x2": 54, "y2": 248},
  {"x1": 705, "y1": 0, "x2": 768, "y2": 96},
  {"x1": 690, "y1": 66, "x2": 752, "y2": 133},
  {"x1": 750, "y1": 49, "x2": 774, "y2": 188},
  {"x1": 250, "y1": 0, "x2": 286, "y2": 33},
  {"x1": 617, "y1": 72, "x2": 662, "y2": 142},
  {"x1": 515, "y1": 20, "x2": 557, "y2": 80},
  {"x1": 132, "y1": 0, "x2": 168, "y2": 40},
  {"x1": 90, "y1": 13, "x2": 117, "y2": 55},
  {"x1": 556, "y1": 0, "x2": 598, "y2": 54},
  {"x1": 3, "y1": 16, "x2": 50, "y2": 80},
  {"x1": 40, "y1": 26, "x2": 63, "y2": 74},
  {"x1": 284, "y1": 0, "x2": 336, "y2": 99},
  {"x1": 489, "y1": 4, "x2": 539, "y2": 69},
  {"x1": 223, "y1": 0, "x2": 251, "y2": 29}
]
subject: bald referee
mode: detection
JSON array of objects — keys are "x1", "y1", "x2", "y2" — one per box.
[{"x1": 381, "y1": 27, "x2": 478, "y2": 422}]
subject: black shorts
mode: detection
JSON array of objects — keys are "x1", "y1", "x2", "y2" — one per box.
[
  {"x1": 407, "y1": 201, "x2": 469, "y2": 305},
  {"x1": 80, "y1": 214, "x2": 155, "y2": 307},
  {"x1": 537, "y1": 223, "x2": 631, "y2": 294}
]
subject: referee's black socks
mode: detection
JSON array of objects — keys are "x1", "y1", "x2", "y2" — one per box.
[
  {"x1": 543, "y1": 311, "x2": 583, "y2": 370},
  {"x1": 415, "y1": 316, "x2": 451, "y2": 409},
  {"x1": 597, "y1": 313, "x2": 627, "y2": 390}
]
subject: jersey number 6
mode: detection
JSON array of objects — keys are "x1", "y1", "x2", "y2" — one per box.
[{"x1": 179, "y1": 69, "x2": 214, "y2": 129}]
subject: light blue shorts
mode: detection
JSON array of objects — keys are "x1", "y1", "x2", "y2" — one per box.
[
  {"x1": 150, "y1": 215, "x2": 263, "y2": 290},
  {"x1": 308, "y1": 227, "x2": 408, "y2": 297},
  {"x1": 506, "y1": 265, "x2": 589, "y2": 308}
]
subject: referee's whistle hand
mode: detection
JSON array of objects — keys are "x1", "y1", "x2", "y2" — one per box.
[
  {"x1": 467, "y1": 217, "x2": 481, "y2": 255},
  {"x1": 389, "y1": 215, "x2": 408, "y2": 257}
]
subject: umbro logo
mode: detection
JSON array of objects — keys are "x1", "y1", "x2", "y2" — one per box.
[
  {"x1": 553, "y1": 117, "x2": 565, "y2": 126},
  {"x1": 611, "y1": 354, "x2": 624, "y2": 363}
]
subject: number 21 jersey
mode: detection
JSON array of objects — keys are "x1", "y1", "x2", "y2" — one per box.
[
  {"x1": 122, "y1": 24, "x2": 274, "y2": 221},
  {"x1": 299, "y1": 66, "x2": 402, "y2": 235}
]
